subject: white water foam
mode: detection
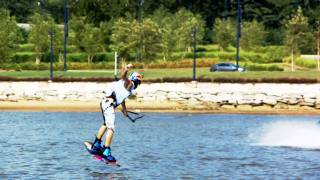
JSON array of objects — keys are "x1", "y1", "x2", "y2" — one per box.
[{"x1": 251, "y1": 121, "x2": 320, "y2": 149}]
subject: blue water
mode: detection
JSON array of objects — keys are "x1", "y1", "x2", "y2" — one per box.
[{"x1": 0, "y1": 112, "x2": 320, "y2": 179}]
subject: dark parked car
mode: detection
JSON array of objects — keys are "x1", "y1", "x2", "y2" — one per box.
[{"x1": 210, "y1": 62, "x2": 246, "y2": 72}]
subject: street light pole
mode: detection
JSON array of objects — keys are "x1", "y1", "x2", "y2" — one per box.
[
  {"x1": 317, "y1": 21, "x2": 320, "y2": 71},
  {"x1": 63, "y1": 0, "x2": 69, "y2": 72},
  {"x1": 236, "y1": 0, "x2": 242, "y2": 70},
  {"x1": 49, "y1": 31, "x2": 54, "y2": 82},
  {"x1": 294, "y1": 0, "x2": 298, "y2": 13},
  {"x1": 138, "y1": 0, "x2": 144, "y2": 62},
  {"x1": 38, "y1": 1, "x2": 54, "y2": 81},
  {"x1": 224, "y1": 0, "x2": 228, "y2": 21},
  {"x1": 192, "y1": 27, "x2": 197, "y2": 81}
]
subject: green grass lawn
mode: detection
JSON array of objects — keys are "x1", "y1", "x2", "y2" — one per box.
[
  {"x1": 0, "y1": 68, "x2": 320, "y2": 80},
  {"x1": 0, "y1": 70, "x2": 114, "y2": 78}
]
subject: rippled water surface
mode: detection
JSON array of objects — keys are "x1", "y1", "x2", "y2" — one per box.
[{"x1": 1, "y1": 112, "x2": 320, "y2": 179}]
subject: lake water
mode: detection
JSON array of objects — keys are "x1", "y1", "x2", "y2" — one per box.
[{"x1": 1, "y1": 112, "x2": 320, "y2": 179}]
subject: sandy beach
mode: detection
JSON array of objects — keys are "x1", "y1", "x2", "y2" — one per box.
[
  {"x1": 1, "y1": 82, "x2": 320, "y2": 115},
  {"x1": 1, "y1": 100, "x2": 320, "y2": 115}
]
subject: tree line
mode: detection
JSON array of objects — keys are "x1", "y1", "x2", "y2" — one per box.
[
  {"x1": 0, "y1": 0, "x2": 319, "y2": 67},
  {"x1": 0, "y1": 7, "x2": 205, "y2": 63},
  {"x1": 2, "y1": 0, "x2": 320, "y2": 42}
]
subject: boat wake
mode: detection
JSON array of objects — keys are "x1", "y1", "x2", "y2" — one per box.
[{"x1": 250, "y1": 120, "x2": 320, "y2": 149}]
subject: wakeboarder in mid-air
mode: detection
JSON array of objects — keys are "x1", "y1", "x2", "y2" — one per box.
[{"x1": 84, "y1": 63, "x2": 142, "y2": 163}]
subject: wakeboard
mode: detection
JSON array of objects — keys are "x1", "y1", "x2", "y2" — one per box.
[{"x1": 84, "y1": 141, "x2": 120, "y2": 167}]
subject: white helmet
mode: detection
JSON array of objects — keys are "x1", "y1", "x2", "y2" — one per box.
[{"x1": 129, "y1": 72, "x2": 142, "y2": 89}]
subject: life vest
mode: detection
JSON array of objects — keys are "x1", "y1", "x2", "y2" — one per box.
[{"x1": 106, "y1": 80, "x2": 134, "y2": 107}]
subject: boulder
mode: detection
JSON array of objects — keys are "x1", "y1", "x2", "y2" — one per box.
[
  {"x1": 300, "y1": 106, "x2": 315, "y2": 110},
  {"x1": 253, "y1": 105, "x2": 273, "y2": 111},
  {"x1": 274, "y1": 103, "x2": 288, "y2": 109},
  {"x1": 220, "y1": 105, "x2": 236, "y2": 109},
  {"x1": 236, "y1": 105, "x2": 253, "y2": 111},
  {"x1": 263, "y1": 96, "x2": 277, "y2": 105}
]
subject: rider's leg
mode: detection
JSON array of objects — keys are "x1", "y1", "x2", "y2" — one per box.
[{"x1": 104, "y1": 128, "x2": 114, "y2": 148}]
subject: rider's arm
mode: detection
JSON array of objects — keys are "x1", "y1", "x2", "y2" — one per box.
[
  {"x1": 121, "y1": 64, "x2": 132, "y2": 89},
  {"x1": 121, "y1": 101, "x2": 128, "y2": 117}
]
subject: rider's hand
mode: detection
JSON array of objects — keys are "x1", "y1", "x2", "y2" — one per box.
[
  {"x1": 122, "y1": 63, "x2": 132, "y2": 72},
  {"x1": 126, "y1": 64, "x2": 133, "y2": 70},
  {"x1": 122, "y1": 109, "x2": 128, "y2": 117}
]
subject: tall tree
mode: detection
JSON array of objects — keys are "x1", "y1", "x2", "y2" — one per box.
[
  {"x1": 98, "y1": 21, "x2": 113, "y2": 52},
  {"x1": 70, "y1": 16, "x2": 87, "y2": 52},
  {"x1": 82, "y1": 24, "x2": 101, "y2": 63},
  {"x1": 111, "y1": 18, "x2": 162, "y2": 61},
  {"x1": 0, "y1": 9, "x2": 21, "y2": 62},
  {"x1": 241, "y1": 20, "x2": 266, "y2": 50},
  {"x1": 48, "y1": 18, "x2": 64, "y2": 63},
  {"x1": 70, "y1": 16, "x2": 102, "y2": 63},
  {"x1": 213, "y1": 18, "x2": 235, "y2": 51},
  {"x1": 174, "y1": 9, "x2": 205, "y2": 58},
  {"x1": 29, "y1": 13, "x2": 61, "y2": 64},
  {"x1": 29, "y1": 13, "x2": 50, "y2": 64},
  {"x1": 284, "y1": 7, "x2": 310, "y2": 71},
  {"x1": 137, "y1": 18, "x2": 162, "y2": 61},
  {"x1": 110, "y1": 18, "x2": 133, "y2": 60},
  {"x1": 0, "y1": 0, "x2": 38, "y2": 22},
  {"x1": 151, "y1": 7, "x2": 177, "y2": 60}
]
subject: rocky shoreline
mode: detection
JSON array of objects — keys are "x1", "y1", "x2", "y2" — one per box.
[{"x1": 0, "y1": 82, "x2": 320, "y2": 114}]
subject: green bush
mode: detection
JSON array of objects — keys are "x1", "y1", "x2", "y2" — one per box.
[
  {"x1": 0, "y1": 62, "x2": 49, "y2": 71},
  {"x1": 194, "y1": 48, "x2": 280, "y2": 64},
  {"x1": 196, "y1": 47, "x2": 207, "y2": 52},
  {"x1": 197, "y1": 44, "x2": 220, "y2": 52},
  {"x1": 67, "y1": 53, "x2": 87, "y2": 62},
  {"x1": 93, "y1": 52, "x2": 114, "y2": 62},
  {"x1": 17, "y1": 44, "x2": 35, "y2": 52},
  {"x1": 168, "y1": 51, "x2": 218, "y2": 60},
  {"x1": 225, "y1": 46, "x2": 236, "y2": 52},
  {"x1": 258, "y1": 46, "x2": 287, "y2": 63},
  {"x1": 296, "y1": 58, "x2": 317, "y2": 68},
  {"x1": 244, "y1": 63, "x2": 283, "y2": 71},
  {"x1": 67, "y1": 45, "x2": 78, "y2": 53},
  {"x1": 66, "y1": 62, "x2": 114, "y2": 70},
  {"x1": 9, "y1": 43, "x2": 292, "y2": 67},
  {"x1": 12, "y1": 52, "x2": 36, "y2": 63},
  {"x1": 196, "y1": 52, "x2": 218, "y2": 58},
  {"x1": 41, "y1": 52, "x2": 61, "y2": 62},
  {"x1": 242, "y1": 52, "x2": 268, "y2": 63},
  {"x1": 217, "y1": 52, "x2": 235, "y2": 61},
  {"x1": 133, "y1": 58, "x2": 217, "y2": 69},
  {"x1": 0, "y1": 62, "x2": 116, "y2": 71}
]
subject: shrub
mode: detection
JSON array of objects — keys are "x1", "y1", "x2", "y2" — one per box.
[
  {"x1": 41, "y1": 52, "x2": 61, "y2": 62},
  {"x1": 0, "y1": 76, "x2": 317, "y2": 83},
  {"x1": 296, "y1": 58, "x2": 317, "y2": 68},
  {"x1": 217, "y1": 52, "x2": 235, "y2": 61},
  {"x1": 131, "y1": 58, "x2": 216, "y2": 69},
  {"x1": 261, "y1": 46, "x2": 287, "y2": 63},
  {"x1": 196, "y1": 47, "x2": 207, "y2": 52},
  {"x1": 260, "y1": 77, "x2": 317, "y2": 83},
  {"x1": 17, "y1": 44, "x2": 35, "y2": 52},
  {"x1": 267, "y1": 64, "x2": 284, "y2": 71},
  {"x1": 225, "y1": 46, "x2": 236, "y2": 52},
  {"x1": 67, "y1": 53, "x2": 87, "y2": 62},
  {"x1": 196, "y1": 52, "x2": 218, "y2": 58},
  {"x1": 242, "y1": 52, "x2": 268, "y2": 63},
  {"x1": 67, "y1": 45, "x2": 78, "y2": 53},
  {"x1": 0, "y1": 62, "x2": 117, "y2": 71},
  {"x1": 197, "y1": 44, "x2": 220, "y2": 51},
  {"x1": 93, "y1": 52, "x2": 114, "y2": 62},
  {"x1": 67, "y1": 62, "x2": 114, "y2": 70},
  {"x1": 244, "y1": 63, "x2": 283, "y2": 71},
  {"x1": 12, "y1": 52, "x2": 36, "y2": 63}
]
